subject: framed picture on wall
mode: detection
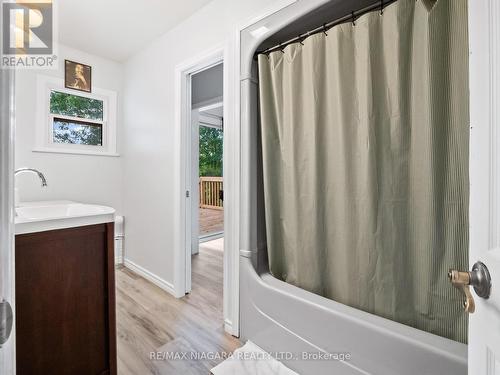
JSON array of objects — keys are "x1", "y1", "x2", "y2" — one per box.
[{"x1": 64, "y1": 60, "x2": 92, "y2": 93}]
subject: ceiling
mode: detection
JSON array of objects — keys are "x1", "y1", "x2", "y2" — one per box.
[
  {"x1": 192, "y1": 63, "x2": 223, "y2": 107},
  {"x1": 58, "y1": 0, "x2": 214, "y2": 62}
]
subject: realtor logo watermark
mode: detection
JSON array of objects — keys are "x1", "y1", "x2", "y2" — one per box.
[{"x1": 1, "y1": 0, "x2": 57, "y2": 69}]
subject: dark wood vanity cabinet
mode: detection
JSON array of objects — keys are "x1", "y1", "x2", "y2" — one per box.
[{"x1": 15, "y1": 223, "x2": 117, "y2": 375}]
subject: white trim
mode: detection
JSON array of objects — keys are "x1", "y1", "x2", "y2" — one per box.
[
  {"x1": 35, "y1": 74, "x2": 118, "y2": 156},
  {"x1": 123, "y1": 258, "x2": 176, "y2": 296},
  {"x1": 238, "y1": 0, "x2": 298, "y2": 30},
  {"x1": 468, "y1": 0, "x2": 500, "y2": 372},
  {"x1": 32, "y1": 148, "x2": 120, "y2": 157},
  {"x1": 224, "y1": 318, "x2": 233, "y2": 333},
  {"x1": 50, "y1": 113, "x2": 104, "y2": 125},
  {"x1": 223, "y1": 32, "x2": 241, "y2": 337}
]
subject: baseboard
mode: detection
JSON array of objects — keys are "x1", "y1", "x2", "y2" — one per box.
[
  {"x1": 224, "y1": 318, "x2": 238, "y2": 337},
  {"x1": 123, "y1": 258, "x2": 176, "y2": 297}
]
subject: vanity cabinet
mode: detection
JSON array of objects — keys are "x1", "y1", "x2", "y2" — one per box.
[{"x1": 15, "y1": 223, "x2": 117, "y2": 375}]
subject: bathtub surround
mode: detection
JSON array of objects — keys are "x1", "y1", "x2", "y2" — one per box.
[{"x1": 258, "y1": 0, "x2": 469, "y2": 343}]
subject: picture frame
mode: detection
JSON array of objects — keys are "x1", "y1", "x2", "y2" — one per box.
[{"x1": 64, "y1": 60, "x2": 92, "y2": 93}]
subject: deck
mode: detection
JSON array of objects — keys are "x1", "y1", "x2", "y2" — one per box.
[{"x1": 199, "y1": 207, "x2": 224, "y2": 235}]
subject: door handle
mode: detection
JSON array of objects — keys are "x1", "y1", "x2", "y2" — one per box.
[
  {"x1": 0, "y1": 299, "x2": 13, "y2": 347},
  {"x1": 448, "y1": 261, "x2": 492, "y2": 314}
]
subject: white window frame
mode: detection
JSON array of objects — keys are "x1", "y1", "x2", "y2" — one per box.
[{"x1": 34, "y1": 74, "x2": 118, "y2": 156}]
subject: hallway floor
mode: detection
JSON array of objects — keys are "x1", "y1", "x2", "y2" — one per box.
[{"x1": 116, "y1": 238, "x2": 239, "y2": 374}]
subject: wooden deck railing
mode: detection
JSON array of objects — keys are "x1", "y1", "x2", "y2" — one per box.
[{"x1": 199, "y1": 176, "x2": 223, "y2": 210}]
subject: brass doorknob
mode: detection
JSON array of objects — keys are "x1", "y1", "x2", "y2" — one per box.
[{"x1": 448, "y1": 261, "x2": 492, "y2": 314}]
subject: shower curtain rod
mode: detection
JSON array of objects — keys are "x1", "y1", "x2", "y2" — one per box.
[{"x1": 257, "y1": 0, "x2": 398, "y2": 56}]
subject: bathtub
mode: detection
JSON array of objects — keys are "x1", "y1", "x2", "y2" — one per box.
[
  {"x1": 238, "y1": 0, "x2": 468, "y2": 373},
  {"x1": 239, "y1": 253, "x2": 467, "y2": 374}
]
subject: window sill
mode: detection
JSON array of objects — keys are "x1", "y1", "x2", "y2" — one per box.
[{"x1": 32, "y1": 147, "x2": 120, "y2": 157}]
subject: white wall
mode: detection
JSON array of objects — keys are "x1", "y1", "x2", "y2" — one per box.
[
  {"x1": 122, "y1": 0, "x2": 283, "y2": 286},
  {"x1": 15, "y1": 45, "x2": 124, "y2": 213}
]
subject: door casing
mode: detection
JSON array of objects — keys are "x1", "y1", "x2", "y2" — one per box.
[{"x1": 468, "y1": 0, "x2": 500, "y2": 372}]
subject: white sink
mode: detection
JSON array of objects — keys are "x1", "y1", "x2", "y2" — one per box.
[{"x1": 15, "y1": 201, "x2": 115, "y2": 234}]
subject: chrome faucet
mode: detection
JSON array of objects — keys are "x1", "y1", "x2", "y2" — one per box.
[
  {"x1": 14, "y1": 168, "x2": 48, "y2": 209},
  {"x1": 15, "y1": 168, "x2": 48, "y2": 187}
]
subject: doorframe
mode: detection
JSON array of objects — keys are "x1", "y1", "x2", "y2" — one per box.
[
  {"x1": 0, "y1": 69, "x2": 16, "y2": 374},
  {"x1": 174, "y1": 44, "x2": 240, "y2": 335},
  {"x1": 468, "y1": 0, "x2": 500, "y2": 372}
]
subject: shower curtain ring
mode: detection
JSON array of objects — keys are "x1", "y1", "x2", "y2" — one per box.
[
  {"x1": 380, "y1": 0, "x2": 384, "y2": 15},
  {"x1": 298, "y1": 36, "x2": 304, "y2": 45},
  {"x1": 323, "y1": 24, "x2": 328, "y2": 36},
  {"x1": 351, "y1": 11, "x2": 356, "y2": 26}
]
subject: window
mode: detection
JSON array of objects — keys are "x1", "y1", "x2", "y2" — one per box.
[
  {"x1": 35, "y1": 75, "x2": 118, "y2": 156},
  {"x1": 50, "y1": 91, "x2": 104, "y2": 146},
  {"x1": 52, "y1": 118, "x2": 103, "y2": 146}
]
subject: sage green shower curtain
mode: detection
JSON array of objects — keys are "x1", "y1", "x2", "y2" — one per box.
[{"x1": 258, "y1": 0, "x2": 469, "y2": 343}]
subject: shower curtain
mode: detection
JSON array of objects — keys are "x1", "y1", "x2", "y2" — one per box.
[{"x1": 258, "y1": 0, "x2": 469, "y2": 343}]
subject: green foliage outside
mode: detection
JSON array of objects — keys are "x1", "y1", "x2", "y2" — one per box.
[
  {"x1": 50, "y1": 91, "x2": 103, "y2": 120},
  {"x1": 50, "y1": 91, "x2": 103, "y2": 146},
  {"x1": 199, "y1": 126, "x2": 223, "y2": 177},
  {"x1": 53, "y1": 120, "x2": 102, "y2": 146}
]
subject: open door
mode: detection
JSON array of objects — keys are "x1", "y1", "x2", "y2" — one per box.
[
  {"x1": 0, "y1": 70, "x2": 16, "y2": 374},
  {"x1": 184, "y1": 107, "x2": 200, "y2": 294},
  {"x1": 462, "y1": 1, "x2": 500, "y2": 373},
  {"x1": 190, "y1": 108, "x2": 200, "y2": 258}
]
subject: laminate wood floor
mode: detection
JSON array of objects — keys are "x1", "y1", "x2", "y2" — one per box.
[{"x1": 116, "y1": 239, "x2": 240, "y2": 375}]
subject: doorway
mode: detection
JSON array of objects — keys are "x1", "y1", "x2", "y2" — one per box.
[
  {"x1": 174, "y1": 46, "x2": 238, "y2": 335},
  {"x1": 186, "y1": 63, "x2": 224, "y2": 296},
  {"x1": 197, "y1": 103, "x2": 224, "y2": 242},
  {"x1": 191, "y1": 102, "x2": 224, "y2": 249}
]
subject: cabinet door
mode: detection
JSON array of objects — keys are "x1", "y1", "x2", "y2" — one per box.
[{"x1": 15, "y1": 224, "x2": 115, "y2": 375}]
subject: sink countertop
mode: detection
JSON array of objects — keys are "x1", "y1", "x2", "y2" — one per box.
[{"x1": 15, "y1": 200, "x2": 116, "y2": 235}]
